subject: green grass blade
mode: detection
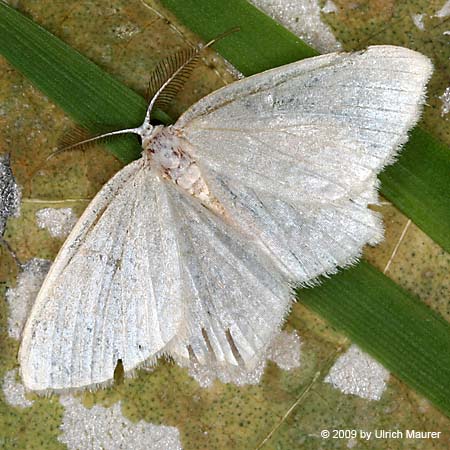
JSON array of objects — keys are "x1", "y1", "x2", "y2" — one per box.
[
  {"x1": 0, "y1": 1, "x2": 449, "y2": 418},
  {"x1": 298, "y1": 262, "x2": 450, "y2": 416},
  {"x1": 379, "y1": 127, "x2": 450, "y2": 251},
  {"x1": 159, "y1": 0, "x2": 450, "y2": 253},
  {"x1": 159, "y1": 0, "x2": 450, "y2": 415},
  {"x1": 159, "y1": 0, "x2": 319, "y2": 76},
  {"x1": 0, "y1": 2, "x2": 170, "y2": 164}
]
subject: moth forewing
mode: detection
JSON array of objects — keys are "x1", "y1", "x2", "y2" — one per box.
[
  {"x1": 175, "y1": 45, "x2": 433, "y2": 282},
  {"x1": 19, "y1": 161, "x2": 185, "y2": 392}
]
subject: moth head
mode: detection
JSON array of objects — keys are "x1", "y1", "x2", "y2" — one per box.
[{"x1": 137, "y1": 123, "x2": 164, "y2": 150}]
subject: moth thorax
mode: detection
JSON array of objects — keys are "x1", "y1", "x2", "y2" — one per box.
[{"x1": 145, "y1": 128, "x2": 203, "y2": 192}]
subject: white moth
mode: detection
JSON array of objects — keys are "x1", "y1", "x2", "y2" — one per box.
[{"x1": 19, "y1": 42, "x2": 432, "y2": 392}]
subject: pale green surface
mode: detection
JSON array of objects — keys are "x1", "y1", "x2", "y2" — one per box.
[{"x1": 0, "y1": 1, "x2": 449, "y2": 449}]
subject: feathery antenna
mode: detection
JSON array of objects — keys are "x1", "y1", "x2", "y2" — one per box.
[
  {"x1": 48, "y1": 125, "x2": 141, "y2": 160},
  {"x1": 52, "y1": 28, "x2": 240, "y2": 157},
  {"x1": 144, "y1": 27, "x2": 240, "y2": 125}
]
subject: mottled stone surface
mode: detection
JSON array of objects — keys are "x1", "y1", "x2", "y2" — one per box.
[{"x1": 0, "y1": 0, "x2": 449, "y2": 449}]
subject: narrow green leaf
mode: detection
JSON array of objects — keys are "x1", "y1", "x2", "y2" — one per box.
[
  {"x1": 159, "y1": 0, "x2": 450, "y2": 416},
  {"x1": 0, "y1": 1, "x2": 449, "y2": 418},
  {"x1": 380, "y1": 127, "x2": 450, "y2": 251},
  {"x1": 159, "y1": 0, "x2": 319, "y2": 76},
  {"x1": 159, "y1": 0, "x2": 450, "y2": 253},
  {"x1": 298, "y1": 262, "x2": 450, "y2": 416},
  {"x1": 0, "y1": 2, "x2": 171, "y2": 164}
]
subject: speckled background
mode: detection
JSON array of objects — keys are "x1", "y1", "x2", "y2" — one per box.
[{"x1": 0, "y1": 0, "x2": 449, "y2": 449}]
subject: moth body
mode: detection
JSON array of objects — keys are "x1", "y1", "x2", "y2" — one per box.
[{"x1": 143, "y1": 125, "x2": 224, "y2": 215}]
